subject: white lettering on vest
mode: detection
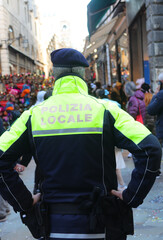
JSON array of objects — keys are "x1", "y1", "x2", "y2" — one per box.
[
  {"x1": 70, "y1": 104, "x2": 78, "y2": 111},
  {"x1": 84, "y1": 104, "x2": 92, "y2": 111},
  {"x1": 49, "y1": 106, "x2": 57, "y2": 113},
  {"x1": 77, "y1": 114, "x2": 83, "y2": 122},
  {"x1": 41, "y1": 104, "x2": 93, "y2": 115},
  {"x1": 41, "y1": 117, "x2": 46, "y2": 125},
  {"x1": 79, "y1": 104, "x2": 83, "y2": 111},
  {"x1": 59, "y1": 105, "x2": 65, "y2": 112},
  {"x1": 66, "y1": 104, "x2": 69, "y2": 112},
  {"x1": 58, "y1": 115, "x2": 66, "y2": 123},
  {"x1": 41, "y1": 107, "x2": 48, "y2": 114},
  {"x1": 85, "y1": 114, "x2": 92, "y2": 122},
  {"x1": 67, "y1": 115, "x2": 75, "y2": 123},
  {"x1": 48, "y1": 116, "x2": 56, "y2": 124}
]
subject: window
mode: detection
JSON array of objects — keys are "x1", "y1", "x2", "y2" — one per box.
[
  {"x1": 62, "y1": 25, "x2": 67, "y2": 31},
  {"x1": 27, "y1": 4, "x2": 29, "y2": 22},
  {"x1": 24, "y1": 7, "x2": 27, "y2": 22},
  {"x1": 31, "y1": 46, "x2": 34, "y2": 58},
  {"x1": 117, "y1": 30, "x2": 129, "y2": 82},
  {"x1": 18, "y1": 34, "x2": 22, "y2": 47},
  {"x1": 8, "y1": 26, "x2": 14, "y2": 40},
  {"x1": 29, "y1": 15, "x2": 32, "y2": 30},
  {"x1": 110, "y1": 45, "x2": 117, "y2": 83},
  {"x1": 36, "y1": 50, "x2": 39, "y2": 60},
  {"x1": 35, "y1": 22, "x2": 37, "y2": 36}
]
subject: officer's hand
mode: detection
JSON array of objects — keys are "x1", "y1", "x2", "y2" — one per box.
[
  {"x1": 111, "y1": 189, "x2": 123, "y2": 200},
  {"x1": 32, "y1": 193, "x2": 41, "y2": 205},
  {"x1": 14, "y1": 163, "x2": 26, "y2": 173}
]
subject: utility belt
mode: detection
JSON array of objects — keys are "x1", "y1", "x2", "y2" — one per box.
[
  {"x1": 102, "y1": 195, "x2": 134, "y2": 239},
  {"x1": 49, "y1": 201, "x2": 103, "y2": 234},
  {"x1": 20, "y1": 188, "x2": 134, "y2": 239},
  {"x1": 20, "y1": 200, "x2": 49, "y2": 240},
  {"x1": 49, "y1": 188, "x2": 134, "y2": 237}
]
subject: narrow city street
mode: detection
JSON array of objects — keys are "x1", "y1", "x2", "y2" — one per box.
[
  {"x1": 0, "y1": 150, "x2": 162, "y2": 240},
  {"x1": 0, "y1": 0, "x2": 163, "y2": 239}
]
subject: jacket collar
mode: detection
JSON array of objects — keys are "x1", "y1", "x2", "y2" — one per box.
[
  {"x1": 52, "y1": 74, "x2": 88, "y2": 95},
  {"x1": 55, "y1": 72, "x2": 85, "y2": 81}
]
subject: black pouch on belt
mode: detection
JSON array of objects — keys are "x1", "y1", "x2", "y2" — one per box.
[
  {"x1": 102, "y1": 195, "x2": 134, "y2": 238},
  {"x1": 20, "y1": 201, "x2": 49, "y2": 239}
]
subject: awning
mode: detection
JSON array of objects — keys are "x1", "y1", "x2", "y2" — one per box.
[
  {"x1": 90, "y1": 16, "x2": 118, "y2": 42},
  {"x1": 84, "y1": 36, "x2": 108, "y2": 57},
  {"x1": 84, "y1": 15, "x2": 120, "y2": 57},
  {"x1": 87, "y1": 0, "x2": 116, "y2": 36}
]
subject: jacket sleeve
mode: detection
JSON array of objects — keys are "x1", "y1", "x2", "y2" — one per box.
[
  {"x1": 147, "y1": 91, "x2": 163, "y2": 115},
  {"x1": 0, "y1": 110, "x2": 33, "y2": 212},
  {"x1": 0, "y1": 118, "x2": 5, "y2": 135},
  {"x1": 107, "y1": 102, "x2": 161, "y2": 208},
  {"x1": 20, "y1": 153, "x2": 33, "y2": 167}
]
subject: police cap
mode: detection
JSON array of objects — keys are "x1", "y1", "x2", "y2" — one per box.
[{"x1": 50, "y1": 48, "x2": 89, "y2": 68}]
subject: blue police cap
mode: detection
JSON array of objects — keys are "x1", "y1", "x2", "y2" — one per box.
[{"x1": 51, "y1": 48, "x2": 89, "y2": 68}]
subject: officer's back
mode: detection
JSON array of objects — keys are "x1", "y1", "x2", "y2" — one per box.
[{"x1": 0, "y1": 48, "x2": 161, "y2": 240}]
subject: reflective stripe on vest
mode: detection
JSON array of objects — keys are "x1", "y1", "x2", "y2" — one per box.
[
  {"x1": 49, "y1": 233, "x2": 105, "y2": 239},
  {"x1": 32, "y1": 127, "x2": 103, "y2": 136}
]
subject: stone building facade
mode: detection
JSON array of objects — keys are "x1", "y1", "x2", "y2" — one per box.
[
  {"x1": 126, "y1": 0, "x2": 163, "y2": 89},
  {"x1": 0, "y1": 0, "x2": 45, "y2": 75},
  {"x1": 146, "y1": 0, "x2": 163, "y2": 89}
]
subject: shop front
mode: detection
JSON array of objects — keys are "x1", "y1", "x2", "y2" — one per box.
[
  {"x1": 117, "y1": 30, "x2": 129, "y2": 83},
  {"x1": 84, "y1": 0, "x2": 129, "y2": 86},
  {"x1": 108, "y1": 16, "x2": 130, "y2": 85},
  {"x1": 126, "y1": 0, "x2": 150, "y2": 84}
]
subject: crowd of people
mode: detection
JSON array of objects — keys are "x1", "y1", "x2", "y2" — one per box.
[
  {"x1": 0, "y1": 73, "x2": 54, "y2": 223},
  {"x1": 88, "y1": 75, "x2": 163, "y2": 137},
  {"x1": 0, "y1": 73, "x2": 54, "y2": 129},
  {"x1": 87, "y1": 74, "x2": 163, "y2": 184},
  {"x1": 1, "y1": 72, "x2": 161, "y2": 136}
]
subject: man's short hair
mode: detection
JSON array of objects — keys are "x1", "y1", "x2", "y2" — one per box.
[{"x1": 53, "y1": 66, "x2": 85, "y2": 79}]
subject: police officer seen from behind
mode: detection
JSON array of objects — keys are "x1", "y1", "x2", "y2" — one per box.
[{"x1": 0, "y1": 48, "x2": 161, "y2": 240}]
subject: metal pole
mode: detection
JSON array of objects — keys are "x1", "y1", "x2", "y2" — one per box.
[{"x1": 106, "y1": 43, "x2": 111, "y2": 85}]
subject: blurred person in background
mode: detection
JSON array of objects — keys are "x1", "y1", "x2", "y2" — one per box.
[
  {"x1": 124, "y1": 81, "x2": 136, "y2": 159},
  {"x1": 111, "y1": 81, "x2": 122, "y2": 105},
  {"x1": 141, "y1": 83, "x2": 155, "y2": 134},
  {"x1": 0, "y1": 117, "x2": 10, "y2": 222},
  {"x1": 14, "y1": 89, "x2": 48, "y2": 193},
  {"x1": 92, "y1": 81, "x2": 102, "y2": 97},
  {"x1": 106, "y1": 85, "x2": 112, "y2": 99},
  {"x1": 147, "y1": 72, "x2": 163, "y2": 176},
  {"x1": 21, "y1": 81, "x2": 31, "y2": 108},
  {"x1": 125, "y1": 79, "x2": 146, "y2": 124},
  {"x1": 147, "y1": 73, "x2": 163, "y2": 144}
]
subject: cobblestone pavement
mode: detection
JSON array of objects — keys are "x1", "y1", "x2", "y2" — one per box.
[{"x1": 0, "y1": 150, "x2": 163, "y2": 240}]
